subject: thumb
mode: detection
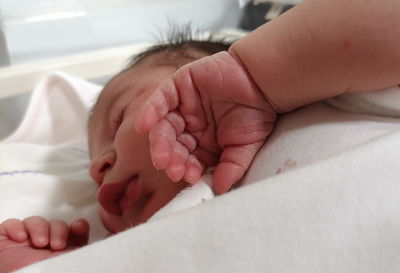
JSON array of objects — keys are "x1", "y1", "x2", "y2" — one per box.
[
  {"x1": 213, "y1": 142, "x2": 264, "y2": 194},
  {"x1": 68, "y1": 218, "x2": 90, "y2": 247}
]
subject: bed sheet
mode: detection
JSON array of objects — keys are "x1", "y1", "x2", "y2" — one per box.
[{"x1": 1, "y1": 73, "x2": 400, "y2": 272}]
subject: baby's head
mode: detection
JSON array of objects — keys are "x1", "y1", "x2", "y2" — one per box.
[{"x1": 88, "y1": 30, "x2": 232, "y2": 233}]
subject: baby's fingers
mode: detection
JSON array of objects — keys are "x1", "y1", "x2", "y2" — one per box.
[
  {"x1": 165, "y1": 141, "x2": 190, "y2": 182},
  {"x1": 68, "y1": 219, "x2": 89, "y2": 247},
  {"x1": 49, "y1": 219, "x2": 69, "y2": 251},
  {"x1": 23, "y1": 216, "x2": 49, "y2": 248},
  {"x1": 135, "y1": 64, "x2": 208, "y2": 135},
  {"x1": 183, "y1": 155, "x2": 204, "y2": 184},
  {"x1": 135, "y1": 79, "x2": 180, "y2": 134},
  {"x1": 148, "y1": 112, "x2": 185, "y2": 170},
  {"x1": 149, "y1": 114, "x2": 202, "y2": 183},
  {"x1": 0, "y1": 218, "x2": 27, "y2": 242},
  {"x1": 213, "y1": 141, "x2": 264, "y2": 194}
]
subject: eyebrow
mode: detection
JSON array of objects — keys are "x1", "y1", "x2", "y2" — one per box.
[
  {"x1": 88, "y1": 68, "x2": 128, "y2": 122},
  {"x1": 87, "y1": 70, "x2": 130, "y2": 130}
]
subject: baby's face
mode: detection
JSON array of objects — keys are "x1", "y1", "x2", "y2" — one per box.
[{"x1": 88, "y1": 59, "x2": 187, "y2": 233}]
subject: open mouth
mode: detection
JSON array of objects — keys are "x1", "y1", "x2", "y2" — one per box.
[
  {"x1": 98, "y1": 176, "x2": 147, "y2": 216},
  {"x1": 119, "y1": 179, "x2": 147, "y2": 214},
  {"x1": 97, "y1": 176, "x2": 167, "y2": 227}
]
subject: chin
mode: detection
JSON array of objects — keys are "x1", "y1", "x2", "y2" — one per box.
[
  {"x1": 99, "y1": 207, "x2": 134, "y2": 233},
  {"x1": 99, "y1": 187, "x2": 184, "y2": 233},
  {"x1": 98, "y1": 197, "x2": 168, "y2": 233}
]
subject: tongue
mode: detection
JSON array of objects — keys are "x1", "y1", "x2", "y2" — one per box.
[{"x1": 97, "y1": 182, "x2": 127, "y2": 215}]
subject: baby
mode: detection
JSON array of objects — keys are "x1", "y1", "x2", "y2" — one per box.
[
  {"x1": 1, "y1": 0, "x2": 399, "y2": 271},
  {"x1": 87, "y1": 34, "x2": 231, "y2": 233},
  {"x1": 0, "y1": 30, "x2": 233, "y2": 273}
]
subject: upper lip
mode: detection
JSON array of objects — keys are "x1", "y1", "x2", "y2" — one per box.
[
  {"x1": 97, "y1": 176, "x2": 142, "y2": 215},
  {"x1": 119, "y1": 179, "x2": 142, "y2": 214}
]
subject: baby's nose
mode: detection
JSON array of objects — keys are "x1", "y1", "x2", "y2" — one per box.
[{"x1": 89, "y1": 152, "x2": 116, "y2": 186}]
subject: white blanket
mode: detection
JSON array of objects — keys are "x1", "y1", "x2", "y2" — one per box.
[{"x1": 1, "y1": 73, "x2": 400, "y2": 272}]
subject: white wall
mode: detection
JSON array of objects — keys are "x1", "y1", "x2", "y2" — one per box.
[{"x1": 0, "y1": 0, "x2": 241, "y2": 64}]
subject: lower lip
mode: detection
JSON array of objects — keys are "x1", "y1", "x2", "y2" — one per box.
[
  {"x1": 119, "y1": 179, "x2": 143, "y2": 214},
  {"x1": 124, "y1": 192, "x2": 157, "y2": 226}
]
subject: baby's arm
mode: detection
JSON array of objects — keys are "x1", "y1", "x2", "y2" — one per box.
[
  {"x1": 0, "y1": 217, "x2": 89, "y2": 273},
  {"x1": 135, "y1": 0, "x2": 400, "y2": 193},
  {"x1": 231, "y1": 0, "x2": 400, "y2": 112}
]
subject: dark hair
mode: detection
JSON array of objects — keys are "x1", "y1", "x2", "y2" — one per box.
[
  {"x1": 126, "y1": 24, "x2": 235, "y2": 68},
  {"x1": 89, "y1": 25, "x2": 237, "y2": 118}
]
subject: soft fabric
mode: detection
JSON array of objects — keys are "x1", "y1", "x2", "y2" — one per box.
[
  {"x1": 0, "y1": 73, "x2": 107, "y2": 242},
  {"x1": 1, "y1": 73, "x2": 400, "y2": 272}
]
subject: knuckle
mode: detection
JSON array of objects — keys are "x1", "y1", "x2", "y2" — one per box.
[
  {"x1": 49, "y1": 218, "x2": 63, "y2": 224},
  {"x1": 23, "y1": 215, "x2": 46, "y2": 223},
  {"x1": 50, "y1": 219, "x2": 68, "y2": 229},
  {"x1": 3, "y1": 218, "x2": 20, "y2": 225}
]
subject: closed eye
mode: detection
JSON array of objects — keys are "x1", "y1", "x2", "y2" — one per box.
[{"x1": 113, "y1": 105, "x2": 127, "y2": 132}]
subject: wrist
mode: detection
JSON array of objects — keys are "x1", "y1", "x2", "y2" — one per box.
[{"x1": 227, "y1": 47, "x2": 282, "y2": 114}]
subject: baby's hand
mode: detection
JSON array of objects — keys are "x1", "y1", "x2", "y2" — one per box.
[
  {"x1": 0, "y1": 217, "x2": 89, "y2": 273},
  {"x1": 135, "y1": 51, "x2": 277, "y2": 194},
  {"x1": 0, "y1": 216, "x2": 89, "y2": 250}
]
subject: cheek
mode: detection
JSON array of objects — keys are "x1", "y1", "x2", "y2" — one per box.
[
  {"x1": 116, "y1": 125, "x2": 152, "y2": 163},
  {"x1": 149, "y1": 172, "x2": 187, "y2": 200}
]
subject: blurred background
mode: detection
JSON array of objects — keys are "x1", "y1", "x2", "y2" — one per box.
[
  {"x1": 0, "y1": 0, "x2": 300, "y2": 66},
  {"x1": 0, "y1": 0, "x2": 241, "y2": 65}
]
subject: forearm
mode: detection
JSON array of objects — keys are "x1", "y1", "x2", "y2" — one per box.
[{"x1": 230, "y1": 0, "x2": 400, "y2": 112}]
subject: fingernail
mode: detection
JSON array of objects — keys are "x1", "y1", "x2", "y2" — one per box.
[
  {"x1": 53, "y1": 240, "x2": 65, "y2": 249},
  {"x1": 186, "y1": 168, "x2": 200, "y2": 184},
  {"x1": 36, "y1": 236, "x2": 48, "y2": 246},
  {"x1": 18, "y1": 231, "x2": 28, "y2": 241},
  {"x1": 186, "y1": 174, "x2": 198, "y2": 185}
]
